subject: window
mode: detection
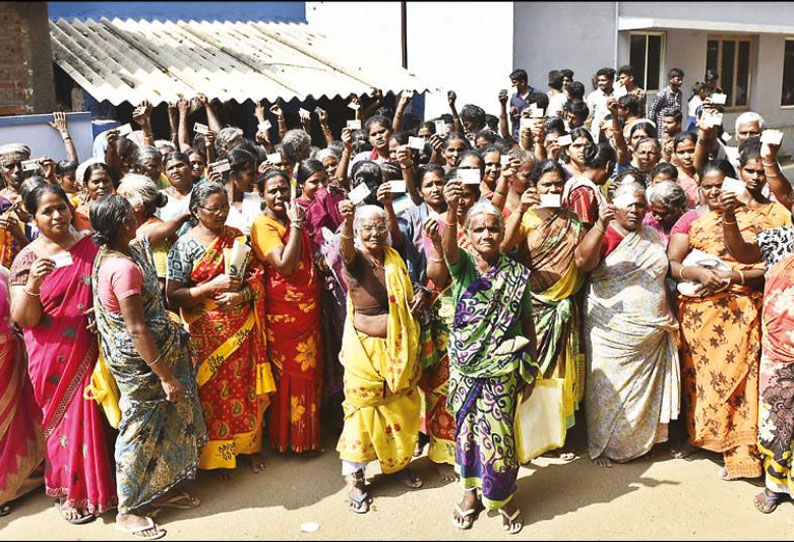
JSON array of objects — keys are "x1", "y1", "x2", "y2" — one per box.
[
  {"x1": 706, "y1": 36, "x2": 753, "y2": 109},
  {"x1": 629, "y1": 32, "x2": 664, "y2": 91},
  {"x1": 782, "y1": 39, "x2": 794, "y2": 106}
]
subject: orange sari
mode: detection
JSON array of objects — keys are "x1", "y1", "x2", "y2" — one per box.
[
  {"x1": 677, "y1": 203, "x2": 791, "y2": 478},
  {"x1": 179, "y1": 226, "x2": 274, "y2": 469},
  {"x1": 251, "y1": 215, "x2": 323, "y2": 453}
]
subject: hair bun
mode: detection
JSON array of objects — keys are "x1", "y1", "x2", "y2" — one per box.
[{"x1": 156, "y1": 191, "x2": 168, "y2": 208}]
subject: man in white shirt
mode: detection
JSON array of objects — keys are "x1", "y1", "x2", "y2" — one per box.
[{"x1": 586, "y1": 67, "x2": 616, "y2": 140}]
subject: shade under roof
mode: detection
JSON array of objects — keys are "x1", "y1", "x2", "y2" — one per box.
[{"x1": 50, "y1": 17, "x2": 437, "y2": 106}]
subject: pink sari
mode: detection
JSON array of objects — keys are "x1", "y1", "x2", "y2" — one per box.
[
  {"x1": 0, "y1": 277, "x2": 44, "y2": 507},
  {"x1": 10, "y1": 236, "x2": 117, "y2": 513}
]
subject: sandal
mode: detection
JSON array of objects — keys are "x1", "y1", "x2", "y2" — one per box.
[
  {"x1": 116, "y1": 516, "x2": 167, "y2": 540},
  {"x1": 754, "y1": 489, "x2": 784, "y2": 514},
  {"x1": 55, "y1": 500, "x2": 96, "y2": 525},
  {"x1": 347, "y1": 488, "x2": 371, "y2": 514},
  {"x1": 499, "y1": 506, "x2": 523, "y2": 535},
  {"x1": 452, "y1": 504, "x2": 476, "y2": 530},
  {"x1": 388, "y1": 468, "x2": 423, "y2": 489},
  {"x1": 0, "y1": 504, "x2": 9, "y2": 517},
  {"x1": 150, "y1": 491, "x2": 201, "y2": 510}
]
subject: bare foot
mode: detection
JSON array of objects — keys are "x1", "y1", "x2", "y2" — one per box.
[
  {"x1": 670, "y1": 443, "x2": 697, "y2": 459},
  {"x1": 250, "y1": 454, "x2": 267, "y2": 473},
  {"x1": 592, "y1": 455, "x2": 613, "y2": 468},
  {"x1": 436, "y1": 463, "x2": 458, "y2": 482},
  {"x1": 216, "y1": 470, "x2": 234, "y2": 481},
  {"x1": 452, "y1": 489, "x2": 479, "y2": 530}
]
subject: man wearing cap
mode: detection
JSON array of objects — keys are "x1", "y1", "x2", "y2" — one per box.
[
  {"x1": 0, "y1": 143, "x2": 34, "y2": 266},
  {"x1": 0, "y1": 144, "x2": 32, "y2": 202}
]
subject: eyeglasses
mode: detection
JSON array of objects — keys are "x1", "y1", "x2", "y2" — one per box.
[
  {"x1": 199, "y1": 205, "x2": 229, "y2": 214},
  {"x1": 359, "y1": 225, "x2": 388, "y2": 234}
]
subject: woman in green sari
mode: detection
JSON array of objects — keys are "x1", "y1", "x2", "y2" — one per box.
[{"x1": 440, "y1": 182, "x2": 539, "y2": 535}]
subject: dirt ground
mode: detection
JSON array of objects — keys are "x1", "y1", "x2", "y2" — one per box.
[{"x1": 2, "y1": 422, "x2": 794, "y2": 541}]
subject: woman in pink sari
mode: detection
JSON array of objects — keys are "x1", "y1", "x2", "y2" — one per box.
[
  {"x1": 0, "y1": 267, "x2": 44, "y2": 516},
  {"x1": 9, "y1": 183, "x2": 116, "y2": 523}
]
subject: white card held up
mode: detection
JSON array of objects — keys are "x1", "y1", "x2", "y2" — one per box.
[
  {"x1": 500, "y1": 155, "x2": 511, "y2": 166},
  {"x1": 347, "y1": 119, "x2": 362, "y2": 130},
  {"x1": 298, "y1": 108, "x2": 310, "y2": 119},
  {"x1": 50, "y1": 251, "x2": 74, "y2": 269},
  {"x1": 257, "y1": 120, "x2": 271, "y2": 132},
  {"x1": 21, "y1": 159, "x2": 39, "y2": 172},
  {"x1": 529, "y1": 107, "x2": 545, "y2": 118},
  {"x1": 389, "y1": 180, "x2": 406, "y2": 193},
  {"x1": 266, "y1": 152, "x2": 282, "y2": 164},
  {"x1": 347, "y1": 101, "x2": 360, "y2": 111},
  {"x1": 711, "y1": 93, "x2": 728, "y2": 105},
  {"x1": 117, "y1": 123, "x2": 133, "y2": 136},
  {"x1": 348, "y1": 183, "x2": 372, "y2": 205},
  {"x1": 209, "y1": 159, "x2": 231, "y2": 173},
  {"x1": 458, "y1": 169, "x2": 481, "y2": 185},
  {"x1": 193, "y1": 122, "x2": 209, "y2": 135},
  {"x1": 434, "y1": 120, "x2": 448, "y2": 135},
  {"x1": 408, "y1": 136, "x2": 425, "y2": 150},
  {"x1": 613, "y1": 193, "x2": 637, "y2": 209},
  {"x1": 519, "y1": 118, "x2": 533, "y2": 131},
  {"x1": 761, "y1": 129, "x2": 784, "y2": 146},
  {"x1": 403, "y1": 89, "x2": 414, "y2": 98},
  {"x1": 722, "y1": 177, "x2": 746, "y2": 195},
  {"x1": 539, "y1": 194, "x2": 561, "y2": 208},
  {"x1": 720, "y1": 131, "x2": 732, "y2": 143},
  {"x1": 557, "y1": 134, "x2": 573, "y2": 146}
]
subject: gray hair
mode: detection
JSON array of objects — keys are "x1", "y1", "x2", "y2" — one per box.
[
  {"x1": 216, "y1": 127, "x2": 244, "y2": 154},
  {"x1": 352, "y1": 204, "x2": 387, "y2": 236},
  {"x1": 648, "y1": 180, "x2": 687, "y2": 214},
  {"x1": 612, "y1": 181, "x2": 647, "y2": 207},
  {"x1": 154, "y1": 139, "x2": 176, "y2": 155},
  {"x1": 189, "y1": 181, "x2": 227, "y2": 222},
  {"x1": 134, "y1": 145, "x2": 162, "y2": 171},
  {"x1": 314, "y1": 148, "x2": 340, "y2": 162},
  {"x1": 464, "y1": 200, "x2": 504, "y2": 232},
  {"x1": 282, "y1": 129, "x2": 312, "y2": 160},
  {"x1": 735, "y1": 111, "x2": 765, "y2": 133},
  {"x1": 117, "y1": 173, "x2": 158, "y2": 211}
]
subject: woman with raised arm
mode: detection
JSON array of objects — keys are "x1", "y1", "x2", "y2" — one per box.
[
  {"x1": 251, "y1": 169, "x2": 323, "y2": 454},
  {"x1": 668, "y1": 157, "x2": 789, "y2": 479},
  {"x1": 9, "y1": 183, "x2": 116, "y2": 523},
  {"x1": 167, "y1": 182, "x2": 274, "y2": 476},
  {"x1": 91, "y1": 194, "x2": 205, "y2": 540},
  {"x1": 442, "y1": 187, "x2": 538, "y2": 534},
  {"x1": 335, "y1": 200, "x2": 423, "y2": 514},
  {"x1": 74, "y1": 161, "x2": 115, "y2": 232},
  {"x1": 574, "y1": 182, "x2": 680, "y2": 468}
]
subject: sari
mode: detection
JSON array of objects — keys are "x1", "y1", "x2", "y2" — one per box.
[
  {"x1": 251, "y1": 215, "x2": 323, "y2": 453},
  {"x1": 584, "y1": 226, "x2": 680, "y2": 462},
  {"x1": 9, "y1": 236, "x2": 117, "y2": 513},
  {"x1": 336, "y1": 247, "x2": 421, "y2": 474},
  {"x1": 517, "y1": 208, "x2": 585, "y2": 454},
  {"x1": 677, "y1": 203, "x2": 790, "y2": 478},
  {"x1": 93, "y1": 239, "x2": 206, "y2": 513},
  {"x1": 168, "y1": 226, "x2": 274, "y2": 469},
  {"x1": 757, "y1": 253, "x2": 794, "y2": 496},
  {"x1": 0, "y1": 277, "x2": 44, "y2": 508},
  {"x1": 0, "y1": 196, "x2": 27, "y2": 269},
  {"x1": 447, "y1": 250, "x2": 537, "y2": 509}
]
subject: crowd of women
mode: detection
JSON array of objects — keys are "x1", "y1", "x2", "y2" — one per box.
[{"x1": 1, "y1": 64, "x2": 793, "y2": 538}]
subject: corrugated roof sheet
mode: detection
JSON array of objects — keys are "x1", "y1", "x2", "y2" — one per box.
[{"x1": 50, "y1": 17, "x2": 436, "y2": 105}]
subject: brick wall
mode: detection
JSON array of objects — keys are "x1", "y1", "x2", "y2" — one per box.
[{"x1": 0, "y1": 2, "x2": 55, "y2": 115}]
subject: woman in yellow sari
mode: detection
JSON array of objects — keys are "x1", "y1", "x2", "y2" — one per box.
[
  {"x1": 669, "y1": 157, "x2": 791, "y2": 480},
  {"x1": 502, "y1": 159, "x2": 585, "y2": 461},
  {"x1": 251, "y1": 169, "x2": 323, "y2": 454},
  {"x1": 166, "y1": 182, "x2": 274, "y2": 475}
]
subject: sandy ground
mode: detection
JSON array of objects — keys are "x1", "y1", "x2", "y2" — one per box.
[{"x1": 2, "y1": 422, "x2": 794, "y2": 541}]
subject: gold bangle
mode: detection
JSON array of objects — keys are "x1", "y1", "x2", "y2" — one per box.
[
  {"x1": 431, "y1": 257, "x2": 444, "y2": 263},
  {"x1": 723, "y1": 218, "x2": 737, "y2": 225},
  {"x1": 341, "y1": 234, "x2": 354, "y2": 240},
  {"x1": 147, "y1": 352, "x2": 163, "y2": 367},
  {"x1": 444, "y1": 220, "x2": 456, "y2": 227},
  {"x1": 762, "y1": 161, "x2": 777, "y2": 167},
  {"x1": 738, "y1": 269, "x2": 746, "y2": 285},
  {"x1": 679, "y1": 267, "x2": 687, "y2": 281},
  {"x1": 23, "y1": 287, "x2": 40, "y2": 297}
]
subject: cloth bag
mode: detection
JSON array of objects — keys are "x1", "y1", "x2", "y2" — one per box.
[
  {"x1": 515, "y1": 377, "x2": 566, "y2": 463},
  {"x1": 83, "y1": 346, "x2": 122, "y2": 429}
]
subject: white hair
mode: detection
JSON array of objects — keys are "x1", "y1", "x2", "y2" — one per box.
[
  {"x1": 117, "y1": 173, "x2": 160, "y2": 212},
  {"x1": 648, "y1": 180, "x2": 687, "y2": 213},
  {"x1": 612, "y1": 181, "x2": 647, "y2": 207},
  {"x1": 735, "y1": 111, "x2": 765, "y2": 133},
  {"x1": 282, "y1": 129, "x2": 312, "y2": 159},
  {"x1": 154, "y1": 139, "x2": 176, "y2": 154},
  {"x1": 314, "y1": 148, "x2": 340, "y2": 162},
  {"x1": 353, "y1": 204, "x2": 387, "y2": 234},
  {"x1": 464, "y1": 200, "x2": 503, "y2": 232}
]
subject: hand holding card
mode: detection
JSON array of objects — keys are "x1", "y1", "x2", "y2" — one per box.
[{"x1": 348, "y1": 183, "x2": 372, "y2": 205}]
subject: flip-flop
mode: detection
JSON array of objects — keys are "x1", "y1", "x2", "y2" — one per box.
[
  {"x1": 754, "y1": 489, "x2": 783, "y2": 514},
  {"x1": 55, "y1": 500, "x2": 96, "y2": 525},
  {"x1": 452, "y1": 503, "x2": 476, "y2": 530},
  {"x1": 115, "y1": 516, "x2": 167, "y2": 540},
  {"x1": 150, "y1": 491, "x2": 200, "y2": 510},
  {"x1": 0, "y1": 504, "x2": 10, "y2": 517},
  {"x1": 388, "y1": 468, "x2": 423, "y2": 489},
  {"x1": 499, "y1": 506, "x2": 523, "y2": 535},
  {"x1": 347, "y1": 489, "x2": 370, "y2": 514}
]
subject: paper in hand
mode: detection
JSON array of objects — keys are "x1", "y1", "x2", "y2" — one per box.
[
  {"x1": 298, "y1": 108, "x2": 311, "y2": 119},
  {"x1": 117, "y1": 123, "x2": 133, "y2": 136},
  {"x1": 347, "y1": 120, "x2": 362, "y2": 130},
  {"x1": 711, "y1": 93, "x2": 728, "y2": 105},
  {"x1": 348, "y1": 183, "x2": 372, "y2": 205},
  {"x1": 458, "y1": 169, "x2": 481, "y2": 185},
  {"x1": 347, "y1": 101, "x2": 360, "y2": 111},
  {"x1": 529, "y1": 107, "x2": 545, "y2": 118},
  {"x1": 520, "y1": 118, "x2": 533, "y2": 130},
  {"x1": 539, "y1": 194, "x2": 561, "y2": 208},
  {"x1": 761, "y1": 129, "x2": 784, "y2": 146},
  {"x1": 408, "y1": 136, "x2": 425, "y2": 150},
  {"x1": 266, "y1": 152, "x2": 282, "y2": 164},
  {"x1": 434, "y1": 120, "x2": 448, "y2": 135},
  {"x1": 193, "y1": 122, "x2": 209, "y2": 135},
  {"x1": 721, "y1": 177, "x2": 746, "y2": 196},
  {"x1": 557, "y1": 134, "x2": 573, "y2": 146},
  {"x1": 258, "y1": 120, "x2": 271, "y2": 132},
  {"x1": 500, "y1": 155, "x2": 510, "y2": 166},
  {"x1": 209, "y1": 159, "x2": 231, "y2": 173},
  {"x1": 50, "y1": 251, "x2": 73, "y2": 269},
  {"x1": 21, "y1": 160, "x2": 40, "y2": 172},
  {"x1": 389, "y1": 180, "x2": 406, "y2": 193},
  {"x1": 720, "y1": 131, "x2": 732, "y2": 143}
]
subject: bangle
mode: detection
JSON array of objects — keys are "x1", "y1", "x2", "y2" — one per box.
[
  {"x1": 737, "y1": 269, "x2": 746, "y2": 285},
  {"x1": 723, "y1": 218, "x2": 737, "y2": 225},
  {"x1": 400, "y1": 162, "x2": 414, "y2": 169},
  {"x1": 679, "y1": 267, "x2": 688, "y2": 281},
  {"x1": 291, "y1": 222, "x2": 303, "y2": 230},
  {"x1": 23, "y1": 287, "x2": 40, "y2": 297},
  {"x1": 762, "y1": 161, "x2": 777, "y2": 167},
  {"x1": 341, "y1": 233, "x2": 354, "y2": 240},
  {"x1": 444, "y1": 219, "x2": 456, "y2": 227},
  {"x1": 147, "y1": 352, "x2": 163, "y2": 367},
  {"x1": 431, "y1": 257, "x2": 444, "y2": 263},
  {"x1": 62, "y1": 135, "x2": 71, "y2": 140}
]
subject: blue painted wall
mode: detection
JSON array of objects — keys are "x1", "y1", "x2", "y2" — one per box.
[{"x1": 47, "y1": 2, "x2": 306, "y2": 22}]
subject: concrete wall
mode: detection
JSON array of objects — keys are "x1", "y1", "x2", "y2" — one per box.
[
  {"x1": 618, "y1": 1, "x2": 794, "y2": 26},
  {"x1": 0, "y1": 2, "x2": 55, "y2": 115},
  {"x1": 514, "y1": 2, "x2": 616, "y2": 93}
]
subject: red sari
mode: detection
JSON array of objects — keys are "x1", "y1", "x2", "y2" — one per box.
[
  {"x1": 9, "y1": 236, "x2": 117, "y2": 513},
  {"x1": 0, "y1": 278, "x2": 44, "y2": 507},
  {"x1": 178, "y1": 226, "x2": 274, "y2": 470},
  {"x1": 251, "y1": 215, "x2": 323, "y2": 453}
]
